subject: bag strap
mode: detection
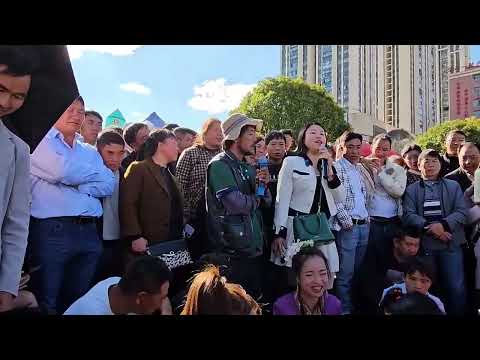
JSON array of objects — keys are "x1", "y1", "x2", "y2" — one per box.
[{"x1": 316, "y1": 176, "x2": 324, "y2": 215}]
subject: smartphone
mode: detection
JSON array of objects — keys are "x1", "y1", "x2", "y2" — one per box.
[{"x1": 184, "y1": 224, "x2": 195, "y2": 238}]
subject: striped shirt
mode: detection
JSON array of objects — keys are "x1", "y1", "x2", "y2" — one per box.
[{"x1": 423, "y1": 181, "x2": 443, "y2": 223}]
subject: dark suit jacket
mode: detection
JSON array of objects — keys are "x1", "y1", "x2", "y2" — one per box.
[
  {"x1": 445, "y1": 167, "x2": 472, "y2": 193},
  {"x1": 120, "y1": 158, "x2": 184, "y2": 246}
]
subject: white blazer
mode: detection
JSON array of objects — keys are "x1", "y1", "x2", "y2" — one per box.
[
  {"x1": 271, "y1": 155, "x2": 346, "y2": 272},
  {"x1": 274, "y1": 155, "x2": 346, "y2": 235}
]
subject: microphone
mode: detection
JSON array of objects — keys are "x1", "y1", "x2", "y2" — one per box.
[
  {"x1": 256, "y1": 156, "x2": 269, "y2": 197},
  {"x1": 320, "y1": 144, "x2": 329, "y2": 179}
]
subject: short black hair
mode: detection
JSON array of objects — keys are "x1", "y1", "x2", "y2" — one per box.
[
  {"x1": 140, "y1": 128, "x2": 176, "y2": 160},
  {"x1": 265, "y1": 131, "x2": 286, "y2": 145},
  {"x1": 173, "y1": 127, "x2": 197, "y2": 138},
  {"x1": 446, "y1": 129, "x2": 467, "y2": 141},
  {"x1": 393, "y1": 226, "x2": 422, "y2": 241},
  {"x1": 123, "y1": 122, "x2": 149, "y2": 147},
  {"x1": 418, "y1": 148, "x2": 442, "y2": 164},
  {"x1": 387, "y1": 292, "x2": 443, "y2": 315},
  {"x1": 85, "y1": 110, "x2": 103, "y2": 122},
  {"x1": 281, "y1": 129, "x2": 294, "y2": 137},
  {"x1": 401, "y1": 257, "x2": 436, "y2": 284},
  {"x1": 458, "y1": 142, "x2": 480, "y2": 154},
  {"x1": 109, "y1": 127, "x2": 124, "y2": 136},
  {"x1": 118, "y1": 256, "x2": 172, "y2": 296},
  {"x1": 0, "y1": 46, "x2": 41, "y2": 76},
  {"x1": 401, "y1": 144, "x2": 422, "y2": 158},
  {"x1": 338, "y1": 130, "x2": 363, "y2": 147},
  {"x1": 164, "y1": 123, "x2": 180, "y2": 131},
  {"x1": 372, "y1": 133, "x2": 392, "y2": 147},
  {"x1": 97, "y1": 129, "x2": 125, "y2": 150}
]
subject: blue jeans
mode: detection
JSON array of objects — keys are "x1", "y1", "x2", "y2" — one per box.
[
  {"x1": 335, "y1": 223, "x2": 370, "y2": 314},
  {"x1": 424, "y1": 246, "x2": 466, "y2": 315},
  {"x1": 28, "y1": 218, "x2": 102, "y2": 314}
]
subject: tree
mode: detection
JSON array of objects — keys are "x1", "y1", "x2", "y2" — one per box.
[
  {"x1": 232, "y1": 76, "x2": 349, "y2": 140},
  {"x1": 416, "y1": 117, "x2": 480, "y2": 152}
]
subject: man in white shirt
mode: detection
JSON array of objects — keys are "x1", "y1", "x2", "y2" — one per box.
[
  {"x1": 334, "y1": 131, "x2": 370, "y2": 314},
  {"x1": 64, "y1": 256, "x2": 172, "y2": 315}
]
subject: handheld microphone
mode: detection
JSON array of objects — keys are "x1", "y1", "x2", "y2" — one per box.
[
  {"x1": 320, "y1": 144, "x2": 329, "y2": 179},
  {"x1": 256, "y1": 156, "x2": 269, "y2": 197}
]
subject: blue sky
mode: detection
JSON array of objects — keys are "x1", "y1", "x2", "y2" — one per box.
[
  {"x1": 69, "y1": 45, "x2": 280, "y2": 131},
  {"x1": 69, "y1": 45, "x2": 480, "y2": 131}
]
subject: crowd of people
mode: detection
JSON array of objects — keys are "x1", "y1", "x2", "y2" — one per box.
[{"x1": 2, "y1": 46, "x2": 480, "y2": 316}]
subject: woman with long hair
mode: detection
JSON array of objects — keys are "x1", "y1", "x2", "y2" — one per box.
[
  {"x1": 181, "y1": 265, "x2": 261, "y2": 315},
  {"x1": 271, "y1": 122, "x2": 345, "y2": 293},
  {"x1": 273, "y1": 245, "x2": 341, "y2": 315}
]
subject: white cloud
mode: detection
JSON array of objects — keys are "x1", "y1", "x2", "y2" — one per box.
[
  {"x1": 67, "y1": 45, "x2": 143, "y2": 60},
  {"x1": 188, "y1": 78, "x2": 256, "y2": 114},
  {"x1": 130, "y1": 112, "x2": 148, "y2": 121},
  {"x1": 120, "y1": 82, "x2": 152, "y2": 96}
]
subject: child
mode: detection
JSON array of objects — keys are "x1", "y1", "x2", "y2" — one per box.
[{"x1": 379, "y1": 256, "x2": 446, "y2": 314}]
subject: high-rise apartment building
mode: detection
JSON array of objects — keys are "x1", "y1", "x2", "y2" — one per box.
[{"x1": 281, "y1": 45, "x2": 470, "y2": 136}]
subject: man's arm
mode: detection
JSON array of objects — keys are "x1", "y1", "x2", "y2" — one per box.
[
  {"x1": 76, "y1": 152, "x2": 115, "y2": 198},
  {"x1": 443, "y1": 181, "x2": 468, "y2": 232},
  {"x1": 209, "y1": 161, "x2": 258, "y2": 216},
  {"x1": 0, "y1": 143, "x2": 30, "y2": 297},
  {"x1": 403, "y1": 185, "x2": 427, "y2": 230},
  {"x1": 31, "y1": 138, "x2": 111, "y2": 186}
]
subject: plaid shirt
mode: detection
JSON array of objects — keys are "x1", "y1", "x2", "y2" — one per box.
[
  {"x1": 332, "y1": 157, "x2": 369, "y2": 229},
  {"x1": 176, "y1": 145, "x2": 221, "y2": 221}
]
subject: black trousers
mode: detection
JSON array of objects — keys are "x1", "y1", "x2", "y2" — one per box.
[
  {"x1": 228, "y1": 256, "x2": 264, "y2": 302},
  {"x1": 93, "y1": 240, "x2": 124, "y2": 284}
]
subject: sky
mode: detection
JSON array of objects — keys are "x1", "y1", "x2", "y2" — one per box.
[
  {"x1": 68, "y1": 45, "x2": 280, "y2": 131},
  {"x1": 69, "y1": 45, "x2": 480, "y2": 131}
]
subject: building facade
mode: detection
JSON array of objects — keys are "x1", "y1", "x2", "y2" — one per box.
[
  {"x1": 281, "y1": 45, "x2": 470, "y2": 136},
  {"x1": 449, "y1": 64, "x2": 480, "y2": 119}
]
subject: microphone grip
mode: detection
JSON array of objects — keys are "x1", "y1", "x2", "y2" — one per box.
[{"x1": 322, "y1": 159, "x2": 329, "y2": 179}]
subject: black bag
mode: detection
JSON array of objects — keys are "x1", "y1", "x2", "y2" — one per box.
[
  {"x1": 146, "y1": 239, "x2": 193, "y2": 270},
  {"x1": 219, "y1": 215, "x2": 251, "y2": 255}
]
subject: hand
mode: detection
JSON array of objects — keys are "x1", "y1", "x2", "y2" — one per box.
[
  {"x1": 426, "y1": 223, "x2": 452, "y2": 242},
  {"x1": 132, "y1": 237, "x2": 148, "y2": 253},
  {"x1": 19, "y1": 272, "x2": 30, "y2": 291},
  {"x1": 160, "y1": 297, "x2": 173, "y2": 315},
  {"x1": 318, "y1": 147, "x2": 335, "y2": 179},
  {"x1": 256, "y1": 168, "x2": 271, "y2": 185},
  {"x1": 272, "y1": 237, "x2": 287, "y2": 257},
  {"x1": 343, "y1": 223, "x2": 353, "y2": 231},
  {"x1": 0, "y1": 291, "x2": 14, "y2": 312},
  {"x1": 363, "y1": 157, "x2": 381, "y2": 172}
]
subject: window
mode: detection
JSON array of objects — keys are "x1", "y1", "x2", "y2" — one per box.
[
  {"x1": 473, "y1": 74, "x2": 480, "y2": 81},
  {"x1": 475, "y1": 87, "x2": 480, "y2": 98},
  {"x1": 474, "y1": 99, "x2": 480, "y2": 108}
]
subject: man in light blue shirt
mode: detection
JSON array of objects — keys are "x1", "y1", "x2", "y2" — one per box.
[{"x1": 28, "y1": 96, "x2": 115, "y2": 314}]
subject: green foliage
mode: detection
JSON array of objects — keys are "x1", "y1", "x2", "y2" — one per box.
[
  {"x1": 416, "y1": 117, "x2": 480, "y2": 152},
  {"x1": 232, "y1": 76, "x2": 349, "y2": 141}
]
